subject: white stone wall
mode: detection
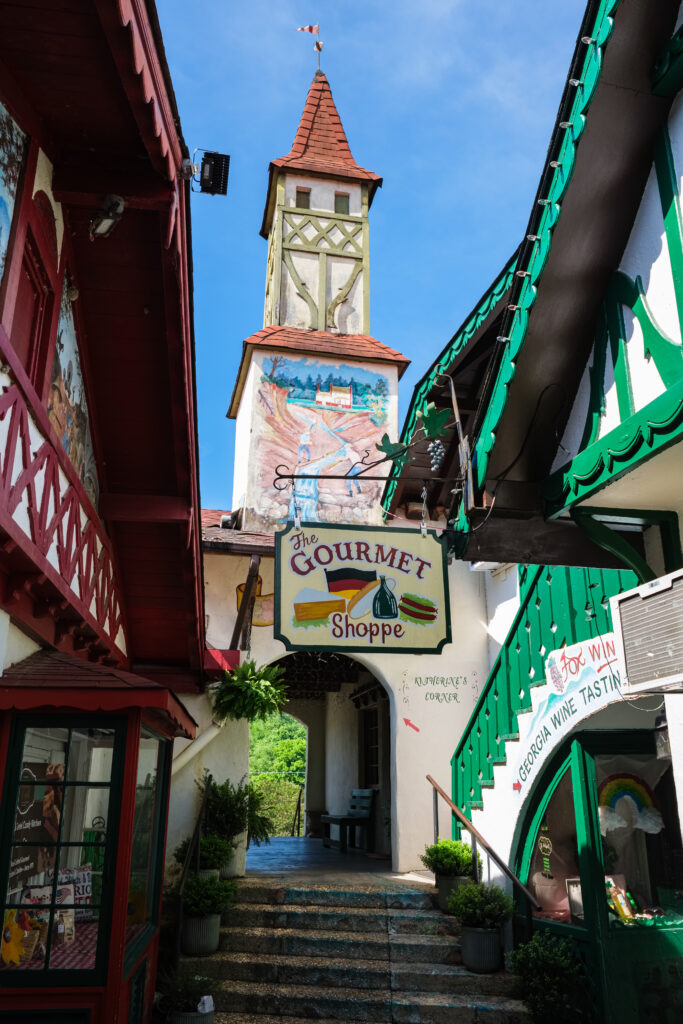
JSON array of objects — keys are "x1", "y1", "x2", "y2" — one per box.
[
  {"x1": 284, "y1": 175, "x2": 362, "y2": 216},
  {"x1": 170, "y1": 549, "x2": 491, "y2": 873}
]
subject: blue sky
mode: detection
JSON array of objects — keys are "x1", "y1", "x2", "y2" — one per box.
[{"x1": 157, "y1": 0, "x2": 587, "y2": 511}]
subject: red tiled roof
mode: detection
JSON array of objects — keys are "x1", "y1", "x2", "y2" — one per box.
[
  {"x1": 203, "y1": 527, "x2": 275, "y2": 555},
  {"x1": 272, "y1": 71, "x2": 381, "y2": 188},
  {"x1": 201, "y1": 509, "x2": 231, "y2": 529},
  {"x1": 228, "y1": 326, "x2": 410, "y2": 417}
]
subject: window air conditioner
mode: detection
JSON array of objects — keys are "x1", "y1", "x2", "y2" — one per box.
[{"x1": 610, "y1": 568, "x2": 683, "y2": 695}]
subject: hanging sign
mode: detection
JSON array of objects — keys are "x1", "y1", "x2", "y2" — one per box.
[
  {"x1": 511, "y1": 633, "x2": 625, "y2": 796},
  {"x1": 275, "y1": 523, "x2": 451, "y2": 653}
]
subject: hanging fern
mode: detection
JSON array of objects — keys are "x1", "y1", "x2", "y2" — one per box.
[{"x1": 212, "y1": 661, "x2": 288, "y2": 723}]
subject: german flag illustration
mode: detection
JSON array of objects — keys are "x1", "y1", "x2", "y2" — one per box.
[{"x1": 325, "y1": 567, "x2": 377, "y2": 600}]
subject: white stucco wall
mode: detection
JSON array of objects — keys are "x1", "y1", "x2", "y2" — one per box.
[
  {"x1": 284, "y1": 175, "x2": 362, "y2": 216},
  {"x1": 231, "y1": 359, "x2": 259, "y2": 514},
  {"x1": 479, "y1": 564, "x2": 519, "y2": 670},
  {"x1": 0, "y1": 613, "x2": 41, "y2": 672},
  {"x1": 188, "y1": 548, "x2": 491, "y2": 873}
]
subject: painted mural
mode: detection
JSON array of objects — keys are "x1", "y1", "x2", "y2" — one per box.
[
  {"x1": 47, "y1": 281, "x2": 99, "y2": 507},
  {"x1": 0, "y1": 100, "x2": 26, "y2": 283},
  {"x1": 251, "y1": 354, "x2": 392, "y2": 527}
]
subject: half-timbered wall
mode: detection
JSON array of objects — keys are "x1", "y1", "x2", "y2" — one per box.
[
  {"x1": 0, "y1": 88, "x2": 126, "y2": 663},
  {"x1": 264, "y1": 171, "x2": 369, "y2": 336},
  {"x1": 553, "y1": 91, "x2": 683, "y2": 474}
]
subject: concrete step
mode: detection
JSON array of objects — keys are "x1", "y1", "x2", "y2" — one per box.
[
  {"x1": 233, "y1": 882, "x2": 436, "y2": 910},
  {"x1": 219, "y1": 925, "x2": 462, "y2": 963},
  {"x1": 194, "y1": 950, "x2": 518, "y2": 997},
  {"x1": 210, "y1": 981, "x2": 528, "y2": 1022},
  {"x1": 227, "y1": 902, "x2": 457, "y2": 936}
]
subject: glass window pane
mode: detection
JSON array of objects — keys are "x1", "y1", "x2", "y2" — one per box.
[
  {"x1": 125, "y1": 730, "x2": 165, "y2": 948},
  {"x1": 7, "y1": 846, "x2": 57, "y2": 903},
  {"x1": 296, "y1": 188, "x2": 310, "y2": 209},
  {"x1": 1, "y1": 907, "x2": 50, "y2": 970},
  {"x1": 334, "y1": 192, "x2": 349, "y2": 214},
  {"x1": 596, "y1": 754, "x2": 683, "y2": 920},
  {"x1": 61, "y1": 787, "x2": 110, "y2": 844},
  {"x1": 67, "y1": 728, "x2": 115, "y2": 783},
  {"x1": 527, "y1": 769, "x2": 583, "y2": 924},
  {"x1": 48, "y1": 908, "x2": 100, "y2": 970}
]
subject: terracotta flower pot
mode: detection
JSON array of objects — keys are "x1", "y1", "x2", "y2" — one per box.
[
  {"x1": 460, "y1": 925, "x2": 503, "y2": 972},
  {"x1": 181, "y1": 913, "x2": 221, "y2": 956}
]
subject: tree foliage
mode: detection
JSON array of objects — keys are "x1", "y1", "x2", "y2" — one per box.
[{"x1": 250, "y1": 713, "x2": 306, "y2": 786}]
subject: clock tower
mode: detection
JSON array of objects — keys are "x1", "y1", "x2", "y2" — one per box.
[{"x1": 229, "y1": 71, "x2": 409, "y2": 531}]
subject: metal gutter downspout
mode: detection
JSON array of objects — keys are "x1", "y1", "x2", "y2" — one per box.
[{"x1": 172, "y1": 721, "x2": 222, "y2": 776}]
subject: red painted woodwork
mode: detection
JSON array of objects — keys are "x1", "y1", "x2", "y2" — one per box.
[
  {"x1": 0, "y1": 376, "x2": 126, "y2": 660},
  {"x1": 204, "y1": 648, "x2": 242, "y2": 676}
]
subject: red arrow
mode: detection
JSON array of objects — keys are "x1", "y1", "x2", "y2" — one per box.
[
  {"x1": 403, "y1": 718, "x2": 420, "y2": 732},
  {"x1": 512, "y1": 780, "x2": 521, "y2": 793}
]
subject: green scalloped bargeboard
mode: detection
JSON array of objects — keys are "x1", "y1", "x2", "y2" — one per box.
[
  {"x1": 450, "y1": 562, "x2": 636, "y2": 825},
  {"x1": 472, "y1": 0, "x2": 622, "y2": 493},
  {"x1": 383, "y1": 257, "x2": 517, "y2": 513},
  {"x1": 544, "y1": 376, "x2": 683, "y2": 516}
]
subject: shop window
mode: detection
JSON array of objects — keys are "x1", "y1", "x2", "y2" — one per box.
[
  {"x1": 527, "y1": 768, "x2": 583, "y2": 924},
  {"x1": 125, "y1": 729, "x2": 168, "y2": 950},
  {"x1": 295, "y1": 188, "x2": 311, "y2": 209},
  {"x1": 596, "y1": 753, "x2": 683, "y2": 922},
  {"x1": 46, "y1": 277, "x2": 99, "y2": 507},
  {"x1": 1, "y1": 722, "x2": 122, "y2": 975},
  {"x1": 0, "y1": 98, "x2": 27, "y2": 292},
  {"x1": 334, "y1": 192, "x2": 350, "y2": 215}
]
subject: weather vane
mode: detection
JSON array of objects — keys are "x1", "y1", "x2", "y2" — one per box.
[{"x1": 297, "y1": 24, "x2": 324, "y2": 70}]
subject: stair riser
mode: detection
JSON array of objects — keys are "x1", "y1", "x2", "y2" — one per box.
[
  {"x1": 392, "y1": 1002, "x2": 528, "y2": 1024},
  {"x1": 207, "y1": 960, "x2": 515, "y2": 997},
  {"x1": 228, "y1": 907, "x2": 457, "y2": 935},
  {"x1": 214, "y1": 989, "x2": 392, "y2": 1021},
  {"x1": 233, "y1": 886, "x2": 436, "y2": 911},
  {"x1": 219, "y1": 930, "x2": 462, "y2": 964}
]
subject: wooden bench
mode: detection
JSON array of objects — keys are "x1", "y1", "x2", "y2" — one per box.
[{"x1": 321, "y1": 789, "x2": 374, "y2": 853}]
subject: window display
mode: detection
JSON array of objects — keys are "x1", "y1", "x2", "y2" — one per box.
[
  {"x1": 1, "y1": 723, "x2": 119, "y2": 972},
  {"x1": 125, "y1": 728, "x2": 168, "y2": 948},
  {"x1": 527, "y1": 768, "x2": 583, "y2": 923}
]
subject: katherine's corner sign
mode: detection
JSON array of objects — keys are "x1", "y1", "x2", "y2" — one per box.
[{"x1": 275, "y1": 523, "x2": 451, "y2": 653}]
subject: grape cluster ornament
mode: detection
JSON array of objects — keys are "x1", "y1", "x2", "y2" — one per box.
[{"x1": 428, "y1": 438, "x2": 446, "y2": 472}]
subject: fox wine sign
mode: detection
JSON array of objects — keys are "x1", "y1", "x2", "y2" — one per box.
[{"x1": 275, "y1": 524, "x2": 451, "y2": 653}]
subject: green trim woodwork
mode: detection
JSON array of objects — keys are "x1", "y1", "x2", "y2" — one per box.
[
  {"x1": 472, "y1": 0, "x2": 622, "y2": 491},
  {"x1": 362, "y1": 184, "x2": 370, "y2": 335},
  {"x1": 544, "y1": 376, "x2": 683, "y2": 515},
  {"x1": 451, "y1": 562, "x2": 635, "y2": 823},
  {"x1": 282, "y1": 249, "x2": 318, "y2": 329},
  {"x1": 383, "y1": 256, "x2": 517, "y2": 512},
  {"x1": 283, "y1": 211, "x2": 363, "y2": 254}
]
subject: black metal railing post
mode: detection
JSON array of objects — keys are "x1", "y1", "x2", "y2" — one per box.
[{"x1": 433, "y1": 786, "x2": 439, "y2": 843}]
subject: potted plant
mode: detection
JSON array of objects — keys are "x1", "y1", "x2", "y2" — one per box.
[
  {"x1": 247, "y1": 781, "x2": 274, "y2": 848},
  {"x1": 211, "y1": 660, "x2": 287, "y2": 723},
  {"x1": 173, "y1": 834, "x2": 233, "y2": 880},
  {"x1": 420, "y1": 839, "x2": 479, "y2": 911},
  {"x1": 157, "y1": 967, "x2": 215, "y2": 1023},
  {"x1": 197, "y1": 773, "x2": 250, "y2": 877},
  {"x1": 448, "y1": 882, "x2": 514, "y2": 972},
  {"x1": 509, "y1": 931, "x2": 591, "y2": 1022},
  {"x1": 180, "y1": 874, "x2": 236, "y2": 956}
]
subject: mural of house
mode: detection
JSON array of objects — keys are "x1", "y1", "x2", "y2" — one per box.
[
  {"x1": 0, "y1": 3, "x2": 205, "y2": 1020},
  {"x1": 387, "y1": 1, "x2": 683, "y2": 1020}
]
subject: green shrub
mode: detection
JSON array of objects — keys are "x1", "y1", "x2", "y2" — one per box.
[
  {"x1": 247, "y1": 781, "x2": 275, "y2": 846},
  {"x1": 173, "y1": 832, "x2": 233, "y2": 870},
  {"x1": 212, "y1": 661, "x2": 287, "y2": 722},
  {"x1": 249, "y1": 776, "x2": 302, "y2": 837},
  {"x1": 509, "y1": 931, "x2": 591, "y2": 1022},
  {"x1": 420, "y1": 839, "x2": 478, "y2": 877},
  {"x1": 182, "y1": 874, "x2": 236, "y2": 918},
  {"x1": 447, "y1": 882, "x2": 514, "y2": 927},
  {"x1": 197, "y1": 771, "x2": 250, "y2": 843}
]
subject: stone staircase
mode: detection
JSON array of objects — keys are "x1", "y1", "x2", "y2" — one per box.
[{"x1": 189, "y1": 881, "x2": 528, "y2": 1023}]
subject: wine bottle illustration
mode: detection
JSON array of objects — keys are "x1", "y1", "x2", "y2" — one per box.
[{"x1": 373, "y1": 576, "x2": 398, "y2": 619}]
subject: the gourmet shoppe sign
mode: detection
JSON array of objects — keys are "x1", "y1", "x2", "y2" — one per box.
[{"x1": 275, "y1": 523, "x2": 451, "y2": 653}]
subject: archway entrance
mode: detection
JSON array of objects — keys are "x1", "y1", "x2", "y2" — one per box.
[{"x1": 261, "y1": 651, "x2": 393, "y2": 861}]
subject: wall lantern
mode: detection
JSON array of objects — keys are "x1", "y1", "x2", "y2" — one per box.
[
  {"x1": 654, "y1": 713, "x2": 671, "y2": 760},
  {"x1": 89, "y1": 194, "x2": 125, "y2": 240}
]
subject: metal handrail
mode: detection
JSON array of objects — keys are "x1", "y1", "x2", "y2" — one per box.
[
  {"x1": 426, "y1": 774, "x2": 541, "y2": 913},
  {"x1": 173, "y1": 772, "x2": 213, "y2": 969},
  {"x1": 290, "y1": 785, "x2": 304, "y2": 837}
]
